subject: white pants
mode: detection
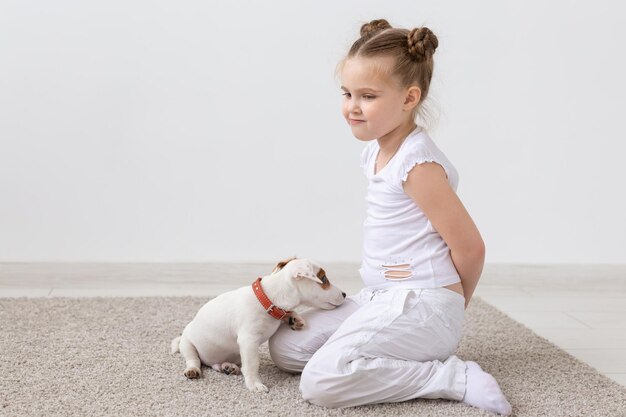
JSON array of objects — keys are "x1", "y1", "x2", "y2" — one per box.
[{"x1": 268, "y1": 286, "x2": 468, "y2": 409}]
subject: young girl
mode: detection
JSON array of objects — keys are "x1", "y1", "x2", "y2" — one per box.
[{"x1": 268, "y1": 19, "x2": 512, "y2": 416}]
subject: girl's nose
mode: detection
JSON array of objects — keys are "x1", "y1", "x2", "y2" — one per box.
[{"x1": 349, "y1": 102, "x2": 362, "y2": 114}]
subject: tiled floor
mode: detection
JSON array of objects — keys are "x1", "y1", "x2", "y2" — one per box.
[{"x1": 1, "y1": 262, "x2": 625, "y2": 387}]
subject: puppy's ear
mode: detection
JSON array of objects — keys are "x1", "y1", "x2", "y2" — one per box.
[
  {"x1": 272, "y1": 256, "x2": 298, "y2": 274},
  {"x1": 293, "y1": 261, "x2": 323, "y2": 284}
]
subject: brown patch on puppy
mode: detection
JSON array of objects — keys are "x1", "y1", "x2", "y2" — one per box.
[
  {"x1": 317, "y1": 268, "x2": 331, "y2": 290},
  {"x1": 272, "y1": 256, "x2": 298, "y2": 274}
]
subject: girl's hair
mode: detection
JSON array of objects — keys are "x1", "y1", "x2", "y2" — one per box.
[{"x1": 339, "y1": 19, "x2": 439, "y2": 126}]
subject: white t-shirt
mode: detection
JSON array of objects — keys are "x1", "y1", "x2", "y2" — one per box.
[{"x1": 359, "y1": 126, "x2": 461, "y2": 290}]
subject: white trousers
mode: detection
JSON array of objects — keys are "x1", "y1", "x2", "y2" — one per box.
[{"x1": 268, "y1": 286, "x2": 468, "y2": 409}]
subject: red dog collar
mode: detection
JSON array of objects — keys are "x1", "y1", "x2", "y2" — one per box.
[{"x1": 252, "y1": 277, "x2": 291, "y2": 321}]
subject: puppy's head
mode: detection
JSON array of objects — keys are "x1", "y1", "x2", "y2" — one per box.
[{"x1": 273, "y1": 257, "x2": 346, "y2": 310}]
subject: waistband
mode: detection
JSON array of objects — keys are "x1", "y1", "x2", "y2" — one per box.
[{"x1": 357, "y1": 285, "x2": 465, "y2": 307}]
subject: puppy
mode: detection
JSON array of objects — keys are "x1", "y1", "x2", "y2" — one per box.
[{"x1": 171, "y1": 257, "x2": 346, "y2": 392}]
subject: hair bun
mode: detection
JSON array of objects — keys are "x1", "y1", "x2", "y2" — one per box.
[
  {"x1": 407, "y1": 27, "x2": 438, "y2": 62},
  {"x1": 360, "y1": 19, "x2": 392, "y2": 38}
]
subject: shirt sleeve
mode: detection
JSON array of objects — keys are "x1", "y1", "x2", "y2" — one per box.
[{"x1": 397, "y1": 141, "x2": 442, "y2": 185}]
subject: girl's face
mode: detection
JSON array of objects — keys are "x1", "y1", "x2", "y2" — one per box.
[{"x1": 341, "y1": 57, "x2": 413, "y2": 142}]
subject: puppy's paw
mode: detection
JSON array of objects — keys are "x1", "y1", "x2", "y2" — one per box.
[
  {"x1": 184, "y1": 367, "x2": 201, "y2": 379},
  {"x1": 288, "y1": 314, "x2": 305, "y2": 330},
  {"x1": 221, "y1": 362, "x2": 240, "y2": 375},
  {"x1": 246, "y1": 380, "x2": 269, "y2": 392}
]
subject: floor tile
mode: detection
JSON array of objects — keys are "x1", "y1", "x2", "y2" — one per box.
[
  {"x1": 50, "y1": 287, "x2": 220, "y2": 298},
  {"x1": 0, "y1": 287, "x2": 52, "y2": 298},
  {"x1": 473, "y1": 286, "x2": 534, "y2": 297},
  {"x1": 564, "y1": 349, "x2": 626, "y2": 373},
  {"x1": 605, "y1": 373, "x2": 626, "y2": 386},
  {"x1": 565, "y1": 312, "x2": 626, "y2": 329},
  {"x1": 520, "y1": 287, "x2": 625, "y2": 297},
  {"x1": 495, "y1": 311, "x2": 591, "y2": 329},
  {"x1": 532, "y1": 328, "x2": 626, "y2": 349},
  {"x1": 478, "y1": 296, "x2": 626, "y2": 313}
]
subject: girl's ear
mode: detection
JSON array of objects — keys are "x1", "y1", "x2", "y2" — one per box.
[{"x1": 404, "y1": 86, "x2": 421, "y2": 111}]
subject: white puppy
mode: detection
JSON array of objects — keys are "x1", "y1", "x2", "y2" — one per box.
[{"x1": 171, "y1": 257, "x2": 346, "y2": 392}]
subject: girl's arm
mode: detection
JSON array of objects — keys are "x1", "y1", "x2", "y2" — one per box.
[{"x1": 403, "y1": 162, "x2": 485, "y2": 307}]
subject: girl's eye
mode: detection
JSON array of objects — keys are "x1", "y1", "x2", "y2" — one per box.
[{"x1": 342, "y1": 92, "x2": 376, "y2": 100}]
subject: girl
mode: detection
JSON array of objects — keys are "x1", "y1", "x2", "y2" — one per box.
[{"x1": 268, "y1": 19, "x2": 512, "y2": 415}]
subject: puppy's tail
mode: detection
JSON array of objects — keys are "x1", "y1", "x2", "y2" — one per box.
[{"x1": 170, "y1": 336, "x2": 182, "y2": 354}]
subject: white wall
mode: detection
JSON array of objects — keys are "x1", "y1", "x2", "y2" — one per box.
[{"x1": 1, "y1": 1, "x2": 625, "y2": 263}]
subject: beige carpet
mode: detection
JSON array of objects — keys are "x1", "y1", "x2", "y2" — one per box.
[{"x1": 1, "y1": 297, "x2": 625, "y2": 417}]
